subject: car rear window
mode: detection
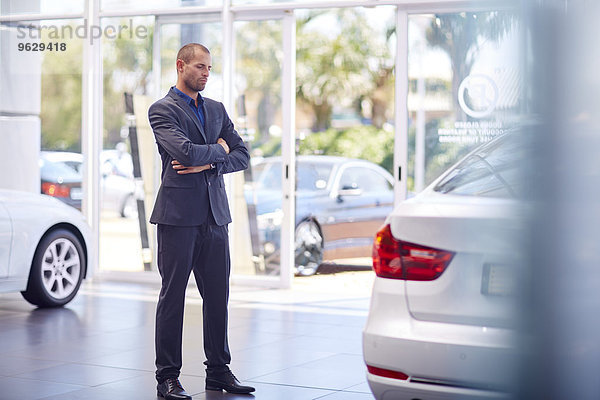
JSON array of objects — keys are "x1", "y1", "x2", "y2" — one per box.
[
  {"x1": 433, "y1": 133, "x2": 530, "y2": 198},
  {"x1": 40, "y1": 159, "x2": 81, "y2": 181}
]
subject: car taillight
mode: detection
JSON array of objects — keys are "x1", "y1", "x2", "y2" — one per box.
[
  {"x1": 42, "y1": 182, "x2": 71, "y2": 198},
  {"x1": 367, "y1": 364, "x2": 409, "y2": 380},
  {"x1": 372, "y1": 224, "x2": 454, "y2": 281}
]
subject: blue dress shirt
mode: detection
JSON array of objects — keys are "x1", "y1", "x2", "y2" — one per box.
[{"x1": 173, "y1": 86, "x2": 205, "y2": 128}]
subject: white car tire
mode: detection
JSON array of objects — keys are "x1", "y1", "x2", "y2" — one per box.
[{"x1": 21, "y1": 229, "x2": 85, "y2": 308}]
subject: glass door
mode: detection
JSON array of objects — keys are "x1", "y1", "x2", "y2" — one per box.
[
  {"x1": 153, "y1": 11, "x2": 294, "y2": 288},
  {"x1": 293, "y1": 6, "x2": 397, "y2": 275},
  {"x1": 230, "y1": 12, "x2": 294, "y2": 287}
]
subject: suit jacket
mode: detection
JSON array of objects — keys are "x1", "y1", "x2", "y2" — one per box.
[{"x1": 148, "y1": 88, "x2": 249, "y2": 226}]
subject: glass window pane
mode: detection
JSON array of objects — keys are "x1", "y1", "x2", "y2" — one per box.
[
  {"x1": 102, "y1": 16, "x2": 153, "y2": 149},
  {"x1": 38, "y1": 19, "x2": 84, "y2": 211},
  {"x1": 255, "y1": 160, "x2": 282, "y2": 190},
  {"x1": 101, "y1": 0, "x2": 222, "y2": 12},
  {"x1": 233, "y1": 0, "x2": 319, "y2": 4},
  {"x1": 293, "y1": 6, "x2": 396, "y2": 273},
  {"x1": 100, "y1": 16, "x2": 154, "y2": 272},
  {"x1": 339, "y1": 167, "x2": 391, "y2": 192},
  {"x1": 297, "y1": 162, "x2": 332, "y2": 191},
  {"x1": 339, "y1": 168, "x2": 362, "y2": 190},
  {"x1": 408, "y1": 12, "x2": 521, "y2": 193},
  {"x1": 234, "y1": 19, "x2": 283, "y2": 278},
  {"x1": 1, "y1": 0, "x2": 84, "y2": 16},
  {"x1": 160, "y1": 21, "x2": 223, "y2": 100},
  {"x1": 36, "y1": 19, "x2": 84, "y2": 153}
]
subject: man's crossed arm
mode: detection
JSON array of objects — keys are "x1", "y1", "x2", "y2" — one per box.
[{"x1": 172, "y1": 138, "x2": 229, "y2": 174}]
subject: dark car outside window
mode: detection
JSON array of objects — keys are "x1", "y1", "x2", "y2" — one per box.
[
  {"x1": 297, "y1": 163, "x2": 332, "y2": 191},
  {"x1": 339, "y1": 167, "x2": 392, "y2": 192},
  {"x1": 255, "y1": 161, "x2": 333, "y2": 192}
]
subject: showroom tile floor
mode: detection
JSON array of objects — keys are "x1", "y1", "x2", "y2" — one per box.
[{"x1": 0, "y1": 273, "x2": 375, "y2": 400}]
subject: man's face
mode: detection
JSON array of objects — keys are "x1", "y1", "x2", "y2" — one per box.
[{"x1": 178, "y1": 50, "x2": 212, "y2": 93}]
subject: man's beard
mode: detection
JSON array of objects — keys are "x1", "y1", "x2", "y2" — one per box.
[{"x1": 185, "y1": 76, "x2": 206, "y2": 92}]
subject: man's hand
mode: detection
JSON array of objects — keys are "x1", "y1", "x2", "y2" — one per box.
[
  {"x1": 218, "y1": 137, "x2": 230, "y2": 154},
  {"x1": 172, "y1": 160, "x2": 211, "y2": 174}
]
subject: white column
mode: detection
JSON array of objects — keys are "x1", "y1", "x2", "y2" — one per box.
[
  {"x1": 222, "y1": 0, "x2": 233, "y2": 112},
  {"x1": 150, "y1": 15, "x2": 161, "y2": 272},
  {"x1": 0, "y1": 0, "x2": 41, "y2": 192},
  {"x1": 152, "y1": 16, "x2": 162, "y2": 101},
  {"x1": 415, "y1": 75, "x2": 425, "y2": 192},
  {"x1": 81, "y1": 0, "x2": 102, "y2": 277},
  {"x1": 394, "y1": 8, "x2": 408, "y2": 204},
  {"x1": 279, "y1": 11, "x2": 296, "y2": 289}
]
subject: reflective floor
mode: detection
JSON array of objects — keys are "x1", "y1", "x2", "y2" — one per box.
[{"x1": 0, "y1": 272, "x2": 374, "y2": 399}]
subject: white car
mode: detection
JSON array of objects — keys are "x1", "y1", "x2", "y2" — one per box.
[
  {"x1": 363, "y1": 133, "x2": 530, "y2": 399},
  {"x1": 0, "y1": 189, "x2": 92, "y2": 307}
]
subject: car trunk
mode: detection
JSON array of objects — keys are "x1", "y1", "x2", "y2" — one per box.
[{"x1": 391, "y1": 195, "x2": 528, "y2": 329}]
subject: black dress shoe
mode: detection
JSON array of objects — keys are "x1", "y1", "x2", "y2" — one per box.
[
  {"x1": 157, "y1": 378, "x2": 192, "y2": 400},
  {"x1": 205, "y1": 370, "x2": 255, "y2": 394}
]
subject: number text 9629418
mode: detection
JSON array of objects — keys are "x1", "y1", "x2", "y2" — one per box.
[{"x1": 18, "y1": 42, "x2": 66, "y2": 51}]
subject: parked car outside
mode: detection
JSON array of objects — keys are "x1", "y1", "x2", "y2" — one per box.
[
  {"x1": 0, "y1": 189, "x2": 91, "y2": 307},
  {"x1": 39, "y1": 152, "x2": 83, "y2": 210},
  {"x1": 246, "y1": 155, "x2": 395, "y2": 276},
  {"x1": 40, "y1": 149, "x2": 138, "y2": 218},
  {"x1": 363, "y1": 132, "x2": 531, "y2": 399},
  {"x1": 99, "y1": 149, "x2": 138, "y2": 218}
]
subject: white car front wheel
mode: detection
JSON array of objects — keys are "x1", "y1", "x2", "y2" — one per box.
[{"x1": 21, "y1": 229, "x2": 85, "y2": 308}]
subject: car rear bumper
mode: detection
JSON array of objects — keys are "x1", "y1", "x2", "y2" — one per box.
[
  {"x1": 363, "y1": 278, "x2": 518, "y2": 400},
  {"x1": 366, "y1": 372, "x2": 510, "y2": 400}
]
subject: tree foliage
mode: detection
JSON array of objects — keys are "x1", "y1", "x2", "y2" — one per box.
[
  {"x1": 40, "y1": 19, "x2": 154, "y2": 151},
  {"x1": 298, "y1": 125, "x2": 394, "y2": 173},
  {"x1": 235, "y1": 20, "x2": 282, "y2": 141},
  {"x1": 40, "y1": 34, "x2": 83, "y2": 151},
  {"x1": 296, "y1": 9, "x2": 392, "y2": 132},
  {"x1": 102, "y1": 18, "x2": 153, "y2": 147}
]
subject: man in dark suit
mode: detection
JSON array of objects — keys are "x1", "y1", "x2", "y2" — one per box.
[{"x1": 148, "y1": 43, "x2": 254, "y2": 399}]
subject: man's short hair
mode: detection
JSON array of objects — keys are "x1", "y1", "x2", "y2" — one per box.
[{"x1": 177, "y1": 43, "x2": 210, "y2": 65}]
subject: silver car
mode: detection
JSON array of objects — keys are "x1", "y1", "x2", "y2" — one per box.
[{"x1": 364, "y1": 133, "x2": 530, "y2": 399}]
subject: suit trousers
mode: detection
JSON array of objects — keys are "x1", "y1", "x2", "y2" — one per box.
[{"x1": 155, "y1": 221, "x2": 232, "y2": 383}]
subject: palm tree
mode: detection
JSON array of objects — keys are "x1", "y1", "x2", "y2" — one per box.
[
  {"x1": 426, "y1": 11, "x2": 516, "y2": 121},
  {"x1": 296, "y1": 9, "x2": 373, "y2": 132},
  {"x1": 235, "y1": 20, "x2": 282, "y2": 141}
]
